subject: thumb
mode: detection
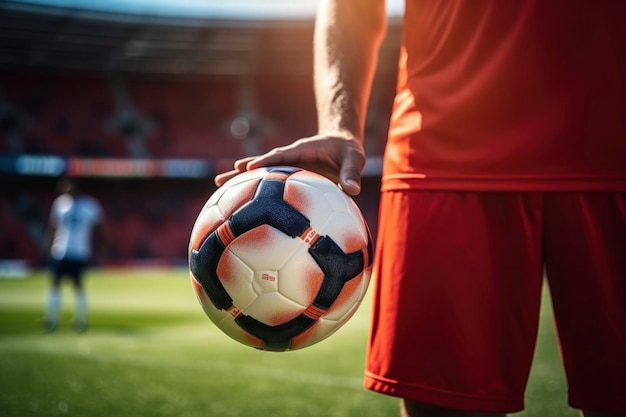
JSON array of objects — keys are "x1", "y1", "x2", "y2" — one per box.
[{"x1": 339, "y1": 151, "x2": 364, "y2": 196}]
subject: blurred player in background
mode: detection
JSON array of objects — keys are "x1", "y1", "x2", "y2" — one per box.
[
  {"x1": 216, "y1": 0, "x2": 626, "y2": 416},
  {"x1": 44, "y1": 177, "x2": 106, "y2": 332}
]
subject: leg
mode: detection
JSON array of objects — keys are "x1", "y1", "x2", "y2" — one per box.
[
  {"x1": 44, "y1": 261, "x2": 63, "y2": 331},
  {"x1": 69, "y1": 261, "x2": 88, "y2": 332},
  {"x1": 365, "y1": 191, "x2": 544, "y2": 414},
  {"x1": 74, "y1": 286, "x2": 88, "y2": 332},
  {"x1": 401, "y1": 399, "x2": 506, "y2": 417},
  {"x1": 544, "y1": 193, "x2": 626, "y2": 414}
]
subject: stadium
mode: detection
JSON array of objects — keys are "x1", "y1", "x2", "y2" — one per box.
[
  {"x1": 0, "y1": 1, "x2": 574, "y2": 416},
  {"x1": 0, "y1": 0, "x2": 402, "y2": 269}
]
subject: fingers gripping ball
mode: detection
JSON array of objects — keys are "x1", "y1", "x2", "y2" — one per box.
[{"x1": 188, "y1": 166, "x2": 373, "y2": 351}]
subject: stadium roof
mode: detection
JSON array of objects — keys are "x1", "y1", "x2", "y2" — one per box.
[
  {"x1": 4, "y1": 0, "x2": 405, "y2": 20},
  {"x1": 0, "y1": 0, "x2": 403, "y2": 76}
]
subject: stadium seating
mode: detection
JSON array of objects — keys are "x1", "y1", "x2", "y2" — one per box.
[{"x1": 0, "y1": 70, "x2": 389, "y2": 265}]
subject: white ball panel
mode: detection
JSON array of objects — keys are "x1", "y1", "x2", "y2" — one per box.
[
  {"x1": 207, "y1": 168, "x2": 264, "y2": 207},
  {"x1": 283, "y1": 180, "x2": 333, "y2": 232},
  {"x1": 357, "y1": 267, "x2": 373, "y2": 301},
  {"x1": 244, "y1": 292, "x2": 305, "y2": 326},
  {"x1": 230, "y1": 225, "x2": 299, "y2": 271},
  {"x1": 291, "y1": 316, "x2": 345, "y2": 350},
  {"x1": 321, "y1": 211, "x2": 368, "y2": 252},
  {"x1": 217, "y1": 250, "x2": 256, "y2": 311},
  {"x1": 202, "y1": 204, "x2": 226, "y2": 225},
  {"x1": 252, "y1": 269, "x2": 279, "y2": 294},
  {"x1": 344, "y1": 198, "x2": 371, "y2": 241},
  {"x1": 290, "y1": 173, "x2": 352, "y2": 215},
  {"x1": 277, "y1": 244, "x2": 324, "y2": 306},
  {"x1": 215, "y1": 314, "x2": 259, "y2": 347},
  {"x1": 192, "y1": 278, "x2": 237, "y2": 331},
  {"x1": 216, "y1": 179, "x2": 257, "y2": 216},
  {"x1": 322, "y1": 187, "x2": 352, "y2": 214}
]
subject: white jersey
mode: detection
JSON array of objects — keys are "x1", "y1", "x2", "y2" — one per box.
[{"x1": 49, "y1": 193, "x2": 103, "y2": 262}]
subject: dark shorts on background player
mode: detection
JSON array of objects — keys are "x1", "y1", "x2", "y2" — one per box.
[{"x1": 50, "y1": 258, "x2": 89, "y2": 286}]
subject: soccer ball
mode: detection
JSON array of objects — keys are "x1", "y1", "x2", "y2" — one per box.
[{"x1": 188, "y1": 166, "x2": 373, "y2": 351}]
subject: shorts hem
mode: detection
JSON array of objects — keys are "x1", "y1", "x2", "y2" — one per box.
[
  {"x1": 380, "y1": 175, "x2": 626, "y2": 192},
  {"x1": 364, "y1": 372, "x2": 524, "y2": 413},
  {"x1": 569, "y1": 394, "x2": 626, "y2": 413}
]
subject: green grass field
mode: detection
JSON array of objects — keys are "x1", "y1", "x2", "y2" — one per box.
[{"x1": 0, "y1": 268, "x2": 577, "y2": 417}]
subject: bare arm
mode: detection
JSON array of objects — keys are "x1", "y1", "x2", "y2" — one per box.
[
  {"x1": 44, "y1": 223, "x2": 56, "y2": 260},
  {"x1": 314, "y1": 0, "x2": 387, "y2": 141},
  {"x1": 215, "y1": 0, "x2": 387, "y2": 195}
]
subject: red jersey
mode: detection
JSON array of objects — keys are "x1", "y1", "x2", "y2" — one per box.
[{"x1": 382, "y1": 0, "x2": 626, "y2": 191}]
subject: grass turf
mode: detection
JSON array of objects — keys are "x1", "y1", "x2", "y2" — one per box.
[{"x1": 0, "y1": 268, "x2": 576, "y2": 417}]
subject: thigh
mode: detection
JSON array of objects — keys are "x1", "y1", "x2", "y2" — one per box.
[
  {"x1": 49, "y1": 259, "x2": 64, "y2": 287},
  {"x1": 67, "y1": 260, "x2": 87, "y2": 289},
  {"x1": 365, "y1": 190, "x2": 544, "y2": 413},
  {"x1": 54, "y1": 259, "x2": 87, "y2": 288},
  {"x1": 544, "y1": 192, "x2": 626, "y2": 412}
]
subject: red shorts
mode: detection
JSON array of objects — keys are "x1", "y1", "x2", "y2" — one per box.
[{"x1": 364, "y1": 191, "x2": 626, "y2": 413}]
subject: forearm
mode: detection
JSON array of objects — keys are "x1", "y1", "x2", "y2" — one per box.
[
  {"x1": 313, "y1": 0, "x2": 387, "y2": 142},
  {"x1": 45, "y1": 225, "x2": 55, "y2": 255}
]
